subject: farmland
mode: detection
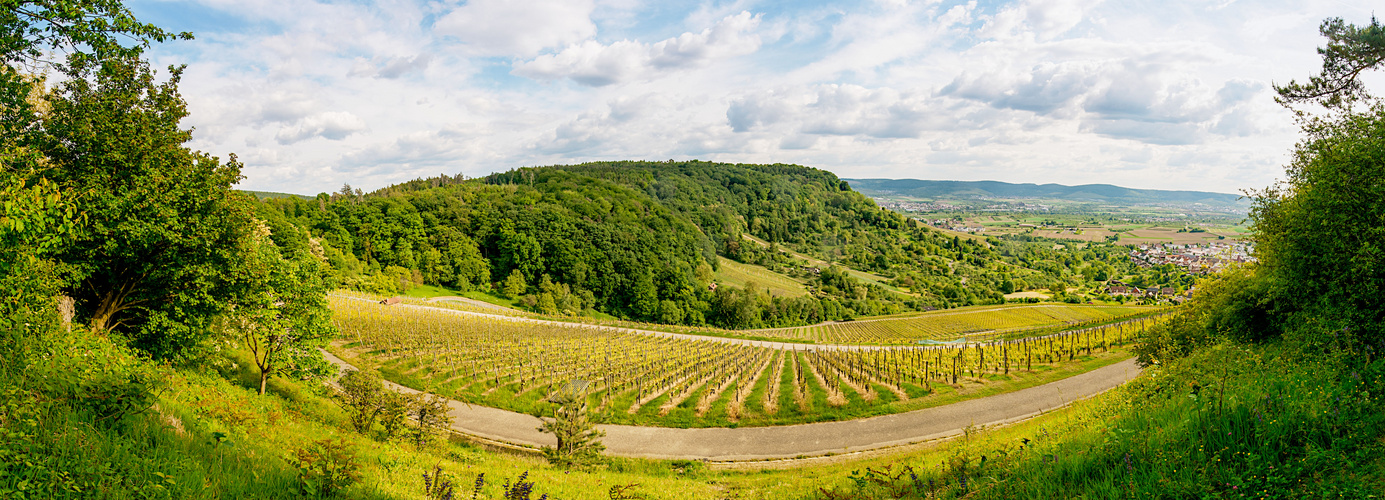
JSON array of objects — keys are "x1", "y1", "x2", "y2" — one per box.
[
  {"x1": 330, "y1": 296, "x2": 1164, "y2": 428},
  {"x1": 750, "y1": 303, "x2": 1163, "y2": 344}
]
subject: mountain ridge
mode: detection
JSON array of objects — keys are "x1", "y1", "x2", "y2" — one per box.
[{"x1": 843, "y1": 178, "x2": 1248, "y2": 206}]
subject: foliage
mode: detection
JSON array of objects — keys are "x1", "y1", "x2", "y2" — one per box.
[
  {"x1": 336, "y1": 369, "x2": 383, "y2": 433},
  {"x1": 810, "y1": 341, "x2": 1385, "y2": 499},
  {"x1": 1248, "y1": 104, "x2": 1385, "y2": 347},
  {"x1": 35, "y1": 53, "x2": 252, "y2": 359},
  {"x1": 378, "y1": 390, "x2": 413, "y2": 441},
  {"x1": 289, "y1": 437, "x2": 362, "y2": 498},
  {"x1": 536, "y1": 384, "x2": 606, "y2": 469},
  {"x1": 411, "y1": 394, "x2": 453, "y2": 447},
  {"x1": 259, "y1": 161, "x2": 1140, "y2": 329},
  {"x1": 500, "y1": 471, "x2": 536, "y2": 500},
  {"x1": 1134, "y1": 266, "x2": 1273, "y2": 365},
  {"x1": 421, "y1": 463, "x2": 456, "y2": 500},
  {"x1": 1274, "y1": 16, "x2": 1385, "y2": 109},
  {"x1": 223, "y1": 221, "x2": 336, "y2": 394}
]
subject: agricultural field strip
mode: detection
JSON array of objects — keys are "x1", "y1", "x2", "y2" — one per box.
[
  {"x1": 334, "y1": 294, "x2": 1154, "y2": 352},
  {"x1": 749, "y1": 304, "x2": 1159, "y2": 344},
  {"x1": 333, "y1": 295, "x2": 1164, "y2": 426}
]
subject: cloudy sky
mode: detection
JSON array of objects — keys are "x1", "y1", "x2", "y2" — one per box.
[{"x1": 126, "y1": 0, "x2": 1381, "y2": 196}]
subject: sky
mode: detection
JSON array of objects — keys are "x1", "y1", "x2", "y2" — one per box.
[{"x1": 125, "y1": 0, "x2": 1383, "y2": 196}]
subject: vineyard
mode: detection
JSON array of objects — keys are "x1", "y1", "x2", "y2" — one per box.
[
  {"x1": 751, "y1": 304, "x2": 1164, "y2": 344},
  {"x1": 330, "y1": 296, "x2": 1166, "y2": 428}
]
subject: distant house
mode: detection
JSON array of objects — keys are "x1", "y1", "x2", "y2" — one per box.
[
  {"x1": 1107, "y1": 286, "x2": 1136, "y2": 296},
  {"x1": 379, "y1": 296, "x2": 402, "y2": 306},
  {"x1": 1160, "y1": 287, "x2": 1177, "y2": 296}
]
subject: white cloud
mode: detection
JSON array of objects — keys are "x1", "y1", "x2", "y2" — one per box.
[
  {"x1": 140, "y1": 0, "x2": 1345, "y2": 195},
  {"x1": 513, "y1": 11, "x2": 762, "y2": 86},
  {"x1": 350, "y1": 54, "x2": 433, "y2": 79},
  {"x1": 434, "y1": 0, "x2": 597, "y2": 57},
  {"x1": 275, "y1": 112, "x2": 368, "y2": 144}
]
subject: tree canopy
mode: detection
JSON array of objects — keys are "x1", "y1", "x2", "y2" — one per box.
[{"x1": 1275, "y1": 16, "x2": 1385, "y2": 109}]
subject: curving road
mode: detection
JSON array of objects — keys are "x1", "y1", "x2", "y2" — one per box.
[{"x1": 323, "y1": 349, "x2": 1141, "y2": 462}]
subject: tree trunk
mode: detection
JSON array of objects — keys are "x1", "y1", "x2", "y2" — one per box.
[
  {"x1": 89, "y1": 289, "x2": 122, "y2": 332},
  {"x1": 259, "y1": 367, "x2": 271, "y2": 395}
]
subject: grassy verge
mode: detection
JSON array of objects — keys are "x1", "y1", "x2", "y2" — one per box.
[{"x1": 798, "y1": 341, "x2": 1385, "y2": 499}]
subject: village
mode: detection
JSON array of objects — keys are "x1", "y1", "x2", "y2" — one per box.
[{"x1": 1128, "y1": 241, "x2": 1255, "y2": 274}]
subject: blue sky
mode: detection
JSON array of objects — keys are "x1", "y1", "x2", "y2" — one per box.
[{"x1": 126, "y1": 0, "x2": 1382, "y2": 195}]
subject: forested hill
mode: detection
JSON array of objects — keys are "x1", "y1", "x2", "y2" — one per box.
[
  {"x1": 845, "y1": 178, "x2": 1248, "y2": 207},
  {"x1": 258, "y1": 161, "x2": 1143, "y2": 328}
]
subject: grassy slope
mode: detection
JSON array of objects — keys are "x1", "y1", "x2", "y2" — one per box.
[
  {"x1": 713, "y1": 256, "x2": 808, "y2": 298},
  {"x1": 803, "y1": 341, "x2": 1385, "y2": 499}
]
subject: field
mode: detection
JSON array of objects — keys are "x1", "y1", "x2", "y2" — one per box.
[
  {"x1": 749, "y1": 304, "x2": 1162, "y2": 344},
  {"x1": 915, "y1": 212, "x2": 1249, "y2": 245},
  {"x1": 738, "y1": 234, "x2": 916, "y2": 297},
  {"x1": 713, "y1": 256, "x2": 809, "y2": 297},
  {"x1": 330, "y1": 297, "x2": 1164, "y2": 428}
]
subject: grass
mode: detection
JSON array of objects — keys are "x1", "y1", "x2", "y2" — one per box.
[
  {"x1": 750, "y1": 303, "x2": 1161, "y2": 344},
  {"x1": 797, "y1": 340, "x2": 1385, "y2": 499},
  {"x1": 714, "y1": 256, "x2": 809, "y2": 297}
]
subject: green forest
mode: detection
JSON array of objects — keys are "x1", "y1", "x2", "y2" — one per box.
[{"x1": 256, "y1": 160, "x2": 1159, "y2": 329}]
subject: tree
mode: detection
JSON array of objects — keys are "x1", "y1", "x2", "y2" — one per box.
[
  {"x1": 1248, "y1": 106, "x2": 1385, "y2": 343},
  {"x1": 1, "y1": 0, "x2": 190, "y2": 141},
  {"x1": 503, "y1": 269, "x2": 527, "y2": 298},
  {"x1": 225, "y1": 226, "x2": 336, "y2": 395},
  {"x1": 36, "y1": 55, "x2": 252, "y2": 358},
  {"x1": 1248, "y1": 15, "x2": 1385, "y2": 346},
  {"x1": 1275, "y1": 17, "x2": 1385, "y2": 109},
  {"x1": 536, "y1": 382, "x2": 605, "y2": 468}
]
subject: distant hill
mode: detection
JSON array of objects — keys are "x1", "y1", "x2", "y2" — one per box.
[
  {"x1": 843, "y1": 179, "x2": 1248, "y2": 207},
  {"x1": 238, "y1": 190, "x2": 311, "y2": 200},
  {"x1": 256, "y1": 161, "x2": 1135, "y2": 329}
]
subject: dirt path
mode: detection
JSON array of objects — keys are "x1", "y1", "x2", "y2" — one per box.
[{"x1": 322, "y1": 350, "x2": 1141, "y2": 462}]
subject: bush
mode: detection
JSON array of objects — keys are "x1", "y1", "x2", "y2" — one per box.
[
  {"x1": 411, "y1": 394, "x2": 453, "y2": 447},
  {"x1": 336, "y1": 369, "x2": 383, "y2": 433},
  {"x1": 1134, "y1": 266, "x2": 1274, "y2": 366},
  {"x1": 378, "y1": 391, "x2": 414, "y2": 441},
  {"x1": 288, "y1": 437, "x2": 361, "y2": 498}
]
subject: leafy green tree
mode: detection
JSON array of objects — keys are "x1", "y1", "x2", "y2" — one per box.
[
  {"x1": 336, "y1": 369, "x2": 384, "y2": 433},
  {"x1": 1, "y1": 0, "x2": 190, "y2": 142},
  {"x1": 503, "y1": 269, "x2": 527, "y2": 298},
  {"x1": 224, "y1": 225, "x2": 336, "y2": 395},
  {"x1": 378, "y1": 391, "x2": 413, "y2": 441},
  {"x1": 1249, "y1": 106, "x2": 1385, "y2": 343},
  {"x1": 410, "y1": 393, "x2": 453, "y2": 447},
  {"x1": 1249, "y1": 16, "x2": 1385, "y2": 345},
  {"x1": 38, "y1": 55, "x2": 251, "y2": 358}
]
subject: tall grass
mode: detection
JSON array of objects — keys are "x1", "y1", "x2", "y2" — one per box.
[{"x1": 810, "y1": 340, "x2": 1385, "y2": 499}]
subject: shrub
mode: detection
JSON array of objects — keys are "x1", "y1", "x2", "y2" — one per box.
[
  {"x1": 288, "y1": 437, "x2": 361, "y2": 498},
  {"x1": 378, "y1": 391, "x2": 414, "y2": 441},
  {"x1": 335, "y1": 369, "x2": 383, "y2": 433},
  {"x1": 411, "y1": 394, "x2": 453, "y2": 447},
  {"x1": 536, "y1": 385, "x2": 606, "y2": 469}
]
